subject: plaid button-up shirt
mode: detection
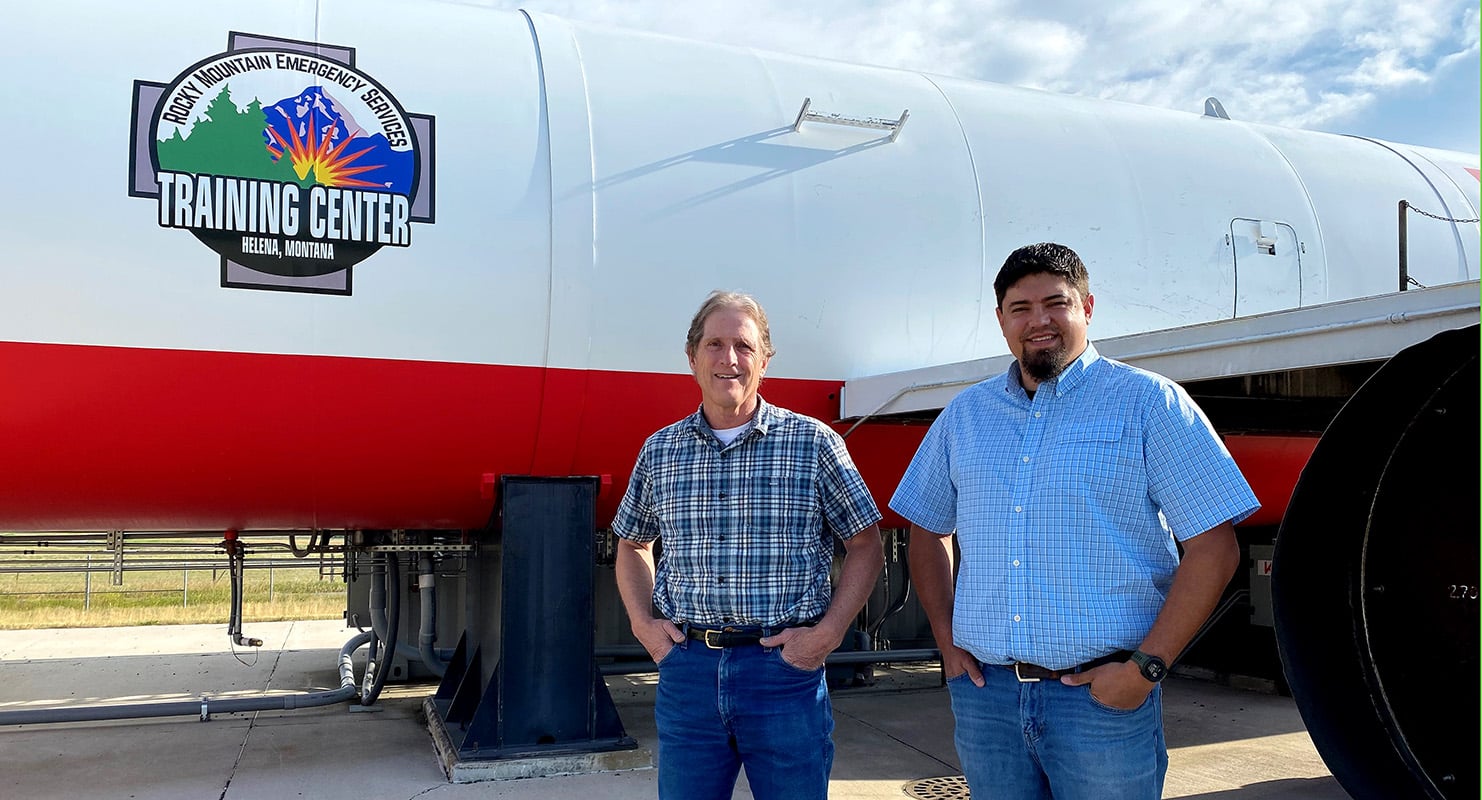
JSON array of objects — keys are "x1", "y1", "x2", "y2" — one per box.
[{"x1": 613, "y1": 397, "x2": 881, "y2": 627}]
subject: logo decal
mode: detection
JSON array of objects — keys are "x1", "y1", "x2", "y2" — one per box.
[{"x1": 130, "y1": 33, "x2": 435, "y2": 295}]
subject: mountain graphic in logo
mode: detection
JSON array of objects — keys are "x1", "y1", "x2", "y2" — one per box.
[{"x1": 261, "y1": 86, "x2": 415, "y2": 193}]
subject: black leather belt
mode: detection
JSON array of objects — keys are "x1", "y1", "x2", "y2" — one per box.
[
  {"x1": 999, "y1": 650, "x2": 1132, "y2": 682},
  {"x1": 687, "y1": 627, "x2": 765, "y2": 649},
  {"x1": 684, "y1": 620, "x2": 817, "y2": 649}
]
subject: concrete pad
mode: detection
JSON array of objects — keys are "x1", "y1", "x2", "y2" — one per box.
[
  {"x1": 0, "y1": 716, "x2": 254, "y2": 798},
  {"x1": 425, "y1": 695, "x2": 655, "y2": 784},
  {"x1": 830, "y1": 665, "x2": 960, "y2": 785},
  {"x1": 0, "y1": 622, "x2": 1350, "y2": 799},
  {"x1": 1161, "y1": 675, "x2": 1346, "y2": 799},
  {"x1": 218, "y1": 698, "x2": 448, "y2": 800}
]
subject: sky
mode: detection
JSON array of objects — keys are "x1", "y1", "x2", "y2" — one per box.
[{"x1": 473, "y1": 0, "x2": 1480, "y2": 154}]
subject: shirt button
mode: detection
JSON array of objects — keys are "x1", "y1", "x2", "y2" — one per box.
[
  {"x1": 1014, "y1": 506, "x2": 1022, "y2": 513},
  {"x1": 718, "y1": 535, "x2": 726, "y2": 541},
  {"x1": 1021, "y1": 456, "x2": 1029, "y2": 463},
  {"x1": 1013, "y1": 614, "x2": 1021, "y2": 622},
  {"x1": 1034, "y1": 412, "x2": 1042, "y2": 418},
  {"x1": 719, "y1": 492, "x2": 728, "y2": 499},
  {"x1": 1013, "y1": 559, "x2": 1021, "y2": 567},
  {"x1": 717, "y1": 577, "x2": 726, "y2": 584}
]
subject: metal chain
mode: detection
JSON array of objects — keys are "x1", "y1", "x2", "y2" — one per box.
[{"x1": 1406, "y1": 203, "x2": 1480, "y2": 224}]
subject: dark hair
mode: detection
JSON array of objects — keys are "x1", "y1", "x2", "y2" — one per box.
[
  {"x1": 685, "y1": 290, "x2": 776, "y2": 358},
  {"x1": 992, "y1": 242, "x2": 1090, "y2": 308}
]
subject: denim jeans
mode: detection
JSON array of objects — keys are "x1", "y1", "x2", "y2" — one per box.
[
  {"x1": 654, "y1": 631, "x2": 834, "y2": 800},
  {"x1": 947, "y1": 662, "x2": 1166, "y2": 800}
]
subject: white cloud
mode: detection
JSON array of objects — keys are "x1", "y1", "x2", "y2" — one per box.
[
  {"x1": 470, "y1": 0, "x2": 1479, "y2": 149},
  {"x1": 1346, "y1": 51, "x2": 1432, "y2": 89},
  {"x1": 1438, "y1": 6, "x2": 1481, "y2": 68}
]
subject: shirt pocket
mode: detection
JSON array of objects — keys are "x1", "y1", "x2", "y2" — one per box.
[
  {"x1": 744, "y1": 474, "x2": 820, "y2": 538},
  {"x1": 1046, "y1": 422, "x2": 1141, "y2": 495}
]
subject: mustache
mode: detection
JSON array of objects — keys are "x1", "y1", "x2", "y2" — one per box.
[{"x1": 1021, "y1": 326, "x2": 1061, "y2": 343}]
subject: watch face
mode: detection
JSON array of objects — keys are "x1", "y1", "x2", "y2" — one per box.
[{"x1": 1133, "y1": 651, "x2": 1168, "y2": 682}]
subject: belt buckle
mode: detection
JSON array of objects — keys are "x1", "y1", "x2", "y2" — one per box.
[
  {"x1": 703, "y1": 629, "x2": 724, "y2": 649},
  {"x1": 1014, "y1": 662, "x2": 1040, "y2": 683}
]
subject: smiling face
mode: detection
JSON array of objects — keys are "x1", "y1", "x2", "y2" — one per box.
[
  {"x1": 688, "y1": 306, "x2": 771, "y2": 428},
  {"x1": 996, "y1": 271, "x2": 1094, "y2": 391}
]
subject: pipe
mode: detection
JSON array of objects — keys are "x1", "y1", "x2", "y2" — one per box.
[
  {"x1": 361, "y1": 553, "x2": 399, "y2": 705},
  {"x1": 0, "y1": 631, "x2": 374, "y2": 726},
  {"x1": 1177, "y1": 589, "x2": 1248, "y2": 665},
  {"x1": 869, "y1": 535, "x2": 912, "y2": 642},
  {"x1": 287, "y1": 530, "x2": 323, "y2": 557},
  {"x1": 416, "y1": 555, "x2": 447, "y2": 677},
  {"x1": 0, "y1": 560, "x2": 332, "y2": 573},
  {"x1": 368, "y1": 551, "x2": 386, "y2": 636},
  {"x1": 225, "y1": 530, "x2": 261, "y2": 648},
  {"x1": 0, "y1": 530, "x2": 316, "y2": 542},
  {"x1": 595, "y1": 645, "x2": 649, "y2": 658},
  {"x1": 365, "y1": 555, "x2": 453, "y2": 669}
]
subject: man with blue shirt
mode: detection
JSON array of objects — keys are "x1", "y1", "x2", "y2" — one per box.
[
  {"x1": 890, "y1": 243, "x2": 1259, "y2": 800},
  {"x1": 613, "y1": 290, "x2": 884, "y2": 800}
]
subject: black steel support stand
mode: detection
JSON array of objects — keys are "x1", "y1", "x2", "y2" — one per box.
[{"x1": 428, "y1": 476, "x2": 636, "y2": 760}]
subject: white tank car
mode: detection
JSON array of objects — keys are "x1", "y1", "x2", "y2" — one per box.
[{"x1": 1, "y1": 0, "x2": 1476, "y2": 531}]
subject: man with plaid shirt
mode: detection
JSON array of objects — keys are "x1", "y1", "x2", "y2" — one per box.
[{"x1": 612, "y1": 290, "x2": 884, "y2": 800}]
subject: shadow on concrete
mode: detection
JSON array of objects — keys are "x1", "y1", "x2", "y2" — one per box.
[
  {"x1": 1161, "y1": 677, "x2": 1313, "y2": 748},
  {"x1": 1173, "y1": 776, "x2": 1350, "y2": 799}
]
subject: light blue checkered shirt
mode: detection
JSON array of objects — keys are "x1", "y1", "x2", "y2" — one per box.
[
  {"x1": 613, "y1": 397, "x2": 881, "y2": 627},
  {"x1": 889, "y1": 343, "x2": 1259, "y2": 669}
]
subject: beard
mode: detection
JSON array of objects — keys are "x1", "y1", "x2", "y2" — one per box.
[{"x1": 1021, "y1": 341, "x2": 1072, "y2": 383}]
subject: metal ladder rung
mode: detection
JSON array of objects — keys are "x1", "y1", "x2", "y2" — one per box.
[{"x1": 793, "y1": 97, "x2": 909, "y2": 142}]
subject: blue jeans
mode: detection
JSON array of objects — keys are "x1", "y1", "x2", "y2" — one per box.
[
  {"x1": 947, "y1": 662, "x2": 1167, "y2": 800},
  {"x1": 654, "y1": 631, "x2": 834, "y2": 800}
]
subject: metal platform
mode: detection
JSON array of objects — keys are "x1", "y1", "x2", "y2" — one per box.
[{"x1": 841, "y1": 280, "x2": 1481, "y2": 420}]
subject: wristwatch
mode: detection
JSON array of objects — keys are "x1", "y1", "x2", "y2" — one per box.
[{"x1": 1129, "y1": 650, "x2": 1168, "y2": 683}]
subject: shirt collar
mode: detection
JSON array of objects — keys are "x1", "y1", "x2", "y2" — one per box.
[
  {"x1": 685, "y1": 396, "x2": 775, "y2": 439},
  {"x1": 1053, "y1": 342, "x2": 1100, "y2": 396}
]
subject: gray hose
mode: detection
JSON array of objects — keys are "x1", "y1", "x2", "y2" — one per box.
[
  {"x1": 367, "y1": 555, "x2": 453, "y2": 669},
  {"x1": 361, "y1": 554, "x2": 399, "y2": 705},
  {"x1": 417, "y1": 555, "x2": 448, "y2": 677},
  {"x1": 227, "y1": 544, "x2": 262, "y2": 648},
  {"x1": 0, "y1": 631, "x2": 374, "y2": 726}
]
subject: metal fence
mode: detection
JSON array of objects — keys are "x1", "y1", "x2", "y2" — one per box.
[
  {"x1": 0, "y1": 533, "x2": 346, "y2": 615},
  {"x1": 0, "y1": 561, "x2": 342, "y2": 610}
]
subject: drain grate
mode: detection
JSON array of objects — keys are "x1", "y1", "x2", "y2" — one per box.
[{"x1": 902, "y1": 774, "x2": 971, "y2": 799}]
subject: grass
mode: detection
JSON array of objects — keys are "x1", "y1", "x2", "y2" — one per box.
[{"x1": 0, "y1": 543, "x2": 345, "y2": 630}]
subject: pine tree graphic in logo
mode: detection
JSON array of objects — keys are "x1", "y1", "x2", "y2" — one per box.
[{"x1": 130, "y1": 33, "x2": 434, "y2": 295}]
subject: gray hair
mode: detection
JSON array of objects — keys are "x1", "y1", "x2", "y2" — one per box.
[{"x1": 684, "y1": 290, "x2": 776, "y2": 358}]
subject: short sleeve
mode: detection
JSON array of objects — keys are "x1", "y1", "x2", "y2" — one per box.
[
  {"x1": 816, "y1": 428, "x2": 882, "y2": 538},
  {"x1": 1142, "y1": 381, "x2": 1260, "y2": 540},
  {"x1": 611, "y1": 441, "x2": 661, "y2": 542},
  {"x1": 888, "y1": 404, "x2": 959, "y2": 534}
]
